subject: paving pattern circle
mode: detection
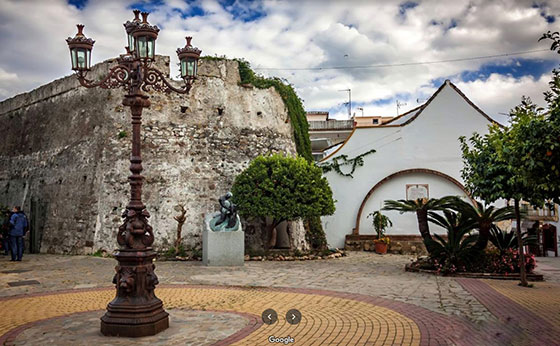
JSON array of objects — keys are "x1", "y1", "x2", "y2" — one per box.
[
  {"x1": 10, "y1": 309, "x2": 249, "y2": 346},
  {"x1": 0, "y1": 285, "x2": 422, "y2": 346}
]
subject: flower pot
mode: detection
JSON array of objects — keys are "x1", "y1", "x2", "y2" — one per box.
[{"x1": 374, "y1": 242, "x2": 388, "y2": 254}]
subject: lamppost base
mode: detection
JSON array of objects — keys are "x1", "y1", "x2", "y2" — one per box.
[
  {"x1": 100, "y1": 308, "x2": 169, "y2": 337},
  {"x1": 100, "y1": 248, "x2": 169, "y2": 337}
]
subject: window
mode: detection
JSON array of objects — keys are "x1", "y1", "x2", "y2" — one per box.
[{"x1": 372, "y1": 119, "x2": 379, "y2": 124}]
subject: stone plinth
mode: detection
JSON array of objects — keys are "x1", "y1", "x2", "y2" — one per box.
[{"x1": 203, "y1": 213, "x2": 244, "y2": 266}]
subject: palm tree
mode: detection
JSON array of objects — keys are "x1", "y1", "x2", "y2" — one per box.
[
  {"x1": 448, "y1": 198, "x2": 516, "y2": 251},
  {"x1": 426, "y1": 210, "x2": 478, "y2": 266},
  {"x1": 383, "y1": 196, "x2": 458, "y2": 241},
  {"x1": 489, "y1": 225, "x2": 537, "y2": 255}
]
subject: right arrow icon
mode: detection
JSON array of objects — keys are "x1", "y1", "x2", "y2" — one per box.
[{"x1": 286, "y1": 309, "x2": 301, "y2": 324}]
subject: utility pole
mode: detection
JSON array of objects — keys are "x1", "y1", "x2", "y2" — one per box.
[{"x1": 339, "y1": 88, "x2": 351, "y2": 119}]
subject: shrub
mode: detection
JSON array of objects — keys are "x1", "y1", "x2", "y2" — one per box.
[
  {"x1": 469, "y1": 249, "x2": 536, "y2": 274},
  {"x1": 425, "y1": 210, "x2": 479, "y2": 268},
  {"x1": 489, "y1": 226, "x2": 538, "y2": 255},
  {"x1": 232, "y1": 154, "x2": 335, "y2": 250}
]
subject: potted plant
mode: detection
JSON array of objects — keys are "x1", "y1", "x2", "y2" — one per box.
[{"x1": 367, "y1": 210, "x2": 392, "y2": 254}]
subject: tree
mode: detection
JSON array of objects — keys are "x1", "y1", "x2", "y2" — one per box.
[
  {"x1": 173, "y1": 204, "x2": 187, "y2": 255},
  {"x1": 459, "y1": 97, "x2": 557, "y2": 286},
  {"x1": 448, "y1": 198, "x2": 516, "y2": 251},
  {"x1": 232, "y1": 154, "x2": 335, "y2": 250},
  {"x1": 425, "y1": 210, "x2": 478, "y2": 270},
  {"x1": 382, "y1": 196, "x2": 457, "y2": 242}
]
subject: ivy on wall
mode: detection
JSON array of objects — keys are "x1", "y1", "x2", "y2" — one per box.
[
  {"x1": 236, "y1": 59, "x2": 313, "y2": 162},
  {"x1": 319, "y1": 149, "x2": 376, "y2": 178},
  {"x1": 201, "y1": 57, "x2": 328, "y2": 249}
]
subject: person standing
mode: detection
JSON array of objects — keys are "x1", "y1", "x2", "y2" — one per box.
[
  {"x1": 9, "y1": 206, "x2": 28, "y2": 262},
  {"x1": 1, "y1": 208, "x2": 11, "y2": 255}
]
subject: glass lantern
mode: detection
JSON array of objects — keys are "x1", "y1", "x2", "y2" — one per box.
[
  {"x1": 177, "y1": 37, "x2": 201, "y2": 79},
  {"x1": 131, "y1": 12, "x2": 159, "y2": 60},
  {"x1": 135, "y1": 35, "x2": 156, "y2": 59},
  {"x1": 66, "y1": 24, "x2": 95, "y2": 71}
]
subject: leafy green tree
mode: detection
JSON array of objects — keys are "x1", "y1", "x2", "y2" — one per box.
[
  {"x1": 459, "y1": 92, "x2": 559, "y2": 286},
  {"x1": 460, "y1": 128, "x2": 534, "y2": 286},
  {"x1": 232, "y1": 154, "x2": 335, "y2": 250},
  {"x1": 382, "y1": 197, "x2": 458, "y2": 242},
  {"x1": 448, "y1": 198, "x2": 516, "y2": 251}
]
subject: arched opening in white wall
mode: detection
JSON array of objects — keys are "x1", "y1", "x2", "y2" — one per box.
[{"x1": 355, "y1": 169, "x2": 470, "y2": 236}]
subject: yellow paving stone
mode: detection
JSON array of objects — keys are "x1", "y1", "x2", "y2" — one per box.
[
  {"x1": 1, "y1": 286, "x2": 420, "y2": 345},
  {"x1": 483, "y1": 279, "x2": 560, "y2": 332}
]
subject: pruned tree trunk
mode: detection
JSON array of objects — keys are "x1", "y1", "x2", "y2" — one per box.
[
  {"x1": 173, "y1": 205, "x2": 187, "y2": 255},
  {"x1": 269, "y1": 226, "x2": 277, "y2": 248},
  {"x1": 263, "y1": 219, "x2": 281, "y2": 250},
  {"x1": 514, "y1": 199, "x2": 528, "y2": 287}
]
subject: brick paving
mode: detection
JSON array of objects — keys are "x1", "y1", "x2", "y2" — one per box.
[
  {"x1": 457, "y1": 278, "x2": 560, "y2": 345},
  {"x1": 0, "y1": 253, "x2": 559, "y2": 345}
]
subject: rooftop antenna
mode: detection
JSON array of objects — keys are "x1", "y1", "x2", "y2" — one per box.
[
  {"x1": 338, "y1": 88, "x2": 351, "y2": 119},
  {"x1": 396, "y1": 100, "x2": 407, "y2": 116},
  {"x1": 357, "y1": 107, "x2": 364, "y2": 117}
]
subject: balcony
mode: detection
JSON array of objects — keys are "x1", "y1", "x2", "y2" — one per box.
[{"x1": 308, "y1": 120, "x2": 354, "y2": 131}]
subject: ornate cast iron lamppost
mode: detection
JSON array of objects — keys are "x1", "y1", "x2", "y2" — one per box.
[{"x1": 66, "y1": 10, "x2": 201, "y2": 337}]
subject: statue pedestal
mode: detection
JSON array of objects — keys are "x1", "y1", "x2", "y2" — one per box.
[{"x1": 202, "y1": 212, "x2": 244, "y2": 266}]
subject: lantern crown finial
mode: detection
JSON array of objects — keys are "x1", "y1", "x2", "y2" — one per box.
[
  {"x1": 66, "y1": 24, "x2": 95, "y2": 46},
  {"x1": 141, "y1": 12, "x2": 149, "y2": 24},
  {"x1": 76, "y1": 24, "x2": 85, "y2": 37},
  {"x1": 133, "y1": 9, "x2": 141, "y2": 22},
  {"x1": 177, "y1": 36, "x2": 201, "y2": 57}
]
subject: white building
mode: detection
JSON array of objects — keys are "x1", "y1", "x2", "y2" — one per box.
[{"x1": 320, "y1": 80, "x2": 558, "y2": 252}]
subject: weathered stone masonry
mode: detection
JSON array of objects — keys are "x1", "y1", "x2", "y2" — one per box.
[{"x1": 0, "y1": 56, "x2": 308, "y2": 254}]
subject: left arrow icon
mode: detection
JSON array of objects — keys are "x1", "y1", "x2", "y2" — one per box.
[{"x1": 262, "y1": 309, "x2": 277, "y2": 325}]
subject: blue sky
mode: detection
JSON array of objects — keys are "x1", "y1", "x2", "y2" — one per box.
[{"x1": 1, "y1": 0, "x2": 559, "y2": 122}]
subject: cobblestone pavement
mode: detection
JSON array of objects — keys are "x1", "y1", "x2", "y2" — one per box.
[
  {"x1": 534, "y1": 256, "x2": 560, "y2": 283},
  {"x1": 0, "y1": 253, "x2": 491, "y2": 323},
  {"x1": 0, "y1": 253, "x2": 559, "y2": 345},
  {"x1": 7, "y1": 310, "x2": 250, "y2": 346}
]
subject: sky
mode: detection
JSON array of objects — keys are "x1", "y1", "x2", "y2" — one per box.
[{"x1": 1, "y1": 0, "x2": 559, "y2": 123}]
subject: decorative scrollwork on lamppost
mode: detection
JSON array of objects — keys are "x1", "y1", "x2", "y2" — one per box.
[{"x1": 66, "y1": 10, "x2": 201, "y2": 338}]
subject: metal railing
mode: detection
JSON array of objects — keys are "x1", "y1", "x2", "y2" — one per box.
[{"x1": 308, "y1": 120, "x2": 354, "y2": 131}]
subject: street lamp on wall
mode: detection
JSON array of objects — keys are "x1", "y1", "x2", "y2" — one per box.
[{"x1": 65, "y1": 10, "x2": 202, "y2": 338}]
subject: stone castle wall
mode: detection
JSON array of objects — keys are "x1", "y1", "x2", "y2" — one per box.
[{"x1": 0, "y1": 56, "x2": 308, "y2": 254}]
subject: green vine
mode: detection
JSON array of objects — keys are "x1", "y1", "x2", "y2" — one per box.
[
  {"x1": 319, "y1": 149, "x2": 376, "y2": 178},
  {"x1": 236, "y1": 59, "x2": 313, "y2": 162},
  {"x1": 201, "y1": 57, "x2": 312, "y2": 161},
  {"x1": 202, "y1": 56, "x2": 327, "y2": 249}
]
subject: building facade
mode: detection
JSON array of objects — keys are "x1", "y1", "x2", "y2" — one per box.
[
  {"x1": 321, "y1": 80, "x2": 559, "y2": 253},
  {"x1": 0, "y1": 57, "x2": 309, "y2": 254}
]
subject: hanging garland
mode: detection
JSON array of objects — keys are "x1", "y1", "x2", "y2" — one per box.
[{"x1": 319, "y1": 149, "x2": 376, "y2": 178}]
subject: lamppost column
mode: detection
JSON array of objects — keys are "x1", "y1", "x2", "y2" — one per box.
[{"x1": 124, "y1": 94, "x2": 150, "y2": 210}]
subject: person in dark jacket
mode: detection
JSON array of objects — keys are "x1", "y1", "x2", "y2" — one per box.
[
  {"x1": 1, "y1": 208, "x2": 11, "y2": 255},
  {"x1": 9, "y1": 206, "x2": 28, "y2": 261}
]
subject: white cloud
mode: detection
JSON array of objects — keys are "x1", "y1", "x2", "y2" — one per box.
[
  {"x1": 0, "y1": 0, "x2": 559, "y2": 124},
  {"x1": 453, "y1": 73, "x2": 552, "y2": 125}
]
